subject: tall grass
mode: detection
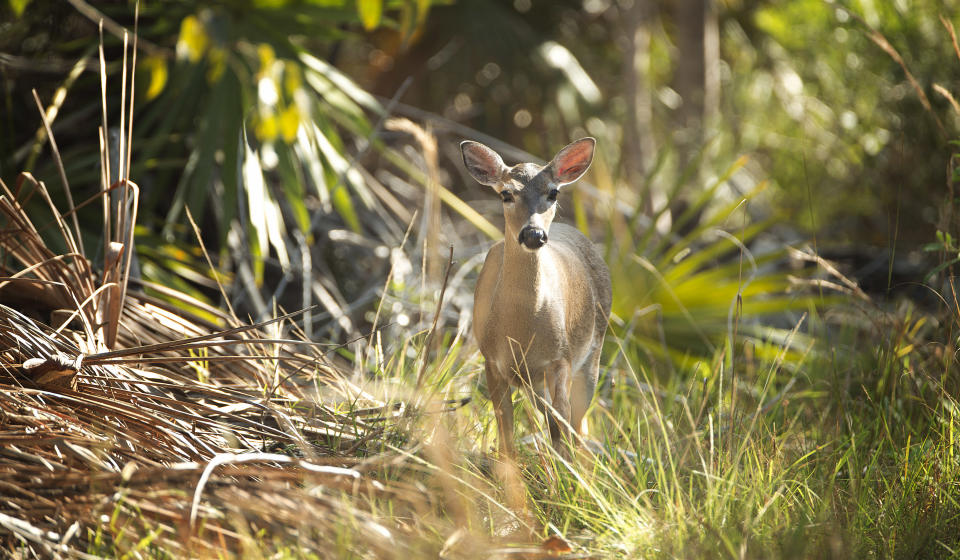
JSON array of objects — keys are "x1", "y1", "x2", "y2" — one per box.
[{"x1": 183, "y1": 275, "x2": 948, "y2": 559}]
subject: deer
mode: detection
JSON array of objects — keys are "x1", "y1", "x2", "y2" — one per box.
[{"x1": 461, "y1": 137, "x2": 612, "y2": 459}]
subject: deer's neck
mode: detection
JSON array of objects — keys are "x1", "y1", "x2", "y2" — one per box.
[{"x1": 499, "y1": 238, "x2": 548, "y2": 303}]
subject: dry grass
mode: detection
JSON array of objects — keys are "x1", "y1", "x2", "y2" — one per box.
[{"x1": 0, "y1": 174, "x2": 566, "y2": 556}]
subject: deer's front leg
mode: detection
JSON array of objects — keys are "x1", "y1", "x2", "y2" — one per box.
[
  {"x1": 546, "y1": 360, "x2": 573, "y2": 456},
  {"x1": 486, "y1": 362, "x2": 515, "y2": 457}
]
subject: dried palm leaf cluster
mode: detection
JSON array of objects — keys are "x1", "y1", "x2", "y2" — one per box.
[{"x1": 0, "y1": 163, "x2": 435, "y2": 556}]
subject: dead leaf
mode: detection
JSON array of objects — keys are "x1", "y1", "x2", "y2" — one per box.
[{"x1": 541, "y1": 534, "x2": 573, "y2": 556}]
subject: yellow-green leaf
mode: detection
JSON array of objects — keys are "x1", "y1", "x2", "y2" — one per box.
[
  {"x1": 357, "y1": 0, "x2": 382, "y2": 31},
  {"x1": 417, "y1": 0, "x2": 431, "y2": 25},
  {"x1": 205, "y1": 47, "x2": 226, "y2": 83},
  {"x1": 177, "y1": 15, "x2": 208, "y2": 63},
  {"x1": 283, "y1": 61, "x2": 302, "y2": 96},
  {"x1": 9, "y1": 0, "x2": 32, "y2": 17},
  {"x1": 332, "y1": 184, "x2": 361, "y2": 232},
  {"x1": 279, "y1": 105, "x2": 300, "y2": 143},
  {"x1": 256, "y1": 112, "x2": 279, "y2": 142},
  {"x1": 141, "y1": 55, "x2": 168, "y2": 100},
  {"x1": 257, "y1": 43, "x2": 276, "y2": 75}
]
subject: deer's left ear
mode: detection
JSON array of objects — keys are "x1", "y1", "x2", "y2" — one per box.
[{"x1": 549, "y1": 137, "x2": 595, "y2": 186}]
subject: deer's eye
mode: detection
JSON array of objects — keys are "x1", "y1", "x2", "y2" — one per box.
[
  {"x1": 547, "y1": 189, "x2": 559, "y2": 202},
  {"x1": 500, "y1": 191, "x2": 515, "y2": 204}
]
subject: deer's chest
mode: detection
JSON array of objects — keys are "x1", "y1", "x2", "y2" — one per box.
[{"x1": 478, "y1": 287, "x2": 568, "y2": 379}]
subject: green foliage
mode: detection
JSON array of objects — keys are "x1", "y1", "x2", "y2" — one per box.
[
  {"x1": 726, "y1": 2, "x2": 955, "y2": 243},
  {"x1": 394, "y1": 0, "x2": 955, "y2": 251},
  {"x1": 922, "y1": 229, "x2": 960, "y2": 281},
  {"x1": 139, "y1": 1, "x2": 394, "y2": 261},
  {"x1": 357, "y1": 0, "x2": 383, "y2": 30},
  {"x1": 571, "y1": 152, "x2": 826, "y2": 373},
  {"x1": 1, "y1": 0, "x2": 441, "y2": 303}
]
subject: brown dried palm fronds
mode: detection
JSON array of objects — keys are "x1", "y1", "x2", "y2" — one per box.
[
  {"x1": 0, "y1": 193, "x2": 496, "y2": 555},
  {"x1": 0, "y1": 173, "x2": 99, "y2": 338},
  {"x1": 0, "y1": 288, "x2": 420, "y2": 555}
]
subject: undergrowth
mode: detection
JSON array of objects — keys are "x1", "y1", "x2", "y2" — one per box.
[{"x1": 346, "y1": 290, "x2": 960, "y2": 559}]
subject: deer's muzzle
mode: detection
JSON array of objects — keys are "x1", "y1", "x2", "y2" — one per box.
[{"x1": 518, "y1": 226, "x2": 548, "y2": 249}]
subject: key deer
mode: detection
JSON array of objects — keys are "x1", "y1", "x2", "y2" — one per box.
[{"x1": 462, "y1": 137, "x2": 612, "y2": 457}]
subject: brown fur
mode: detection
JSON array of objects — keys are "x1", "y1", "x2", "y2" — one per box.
[{"x1": 463, "y1": 138, "x2": 612, "y2": 456}]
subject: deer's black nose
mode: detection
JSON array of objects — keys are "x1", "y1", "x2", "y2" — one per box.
[{"x1": 518, "y1": 227, "x2": 548, "y2": 249}]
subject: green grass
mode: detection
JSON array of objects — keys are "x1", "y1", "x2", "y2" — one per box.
[{"x1": 270, "y1": 288, "x2": 959, "y2": 559}]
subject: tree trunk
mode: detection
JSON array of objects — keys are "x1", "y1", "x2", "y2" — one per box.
[
  {"x1": 621, "y1": 0, "x2": 657, "y2": 212},
  {"x1": 671, "y1": 0, "x2": 719, "y2": 159}
]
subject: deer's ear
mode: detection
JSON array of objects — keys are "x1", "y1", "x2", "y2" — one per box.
[
  {"x1": 549, "y1": 137, "x2": 595, "y2": 186},
  {"x1": 461, "y1": 141, "x2": 507, "y2": 188}
]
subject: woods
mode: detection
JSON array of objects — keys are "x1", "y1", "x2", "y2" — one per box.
[{"x1": 1, "y1": 0, "x2": 959, "y2": 557}]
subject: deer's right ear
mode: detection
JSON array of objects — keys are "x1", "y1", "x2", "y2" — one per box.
[{"x1": 461, "y1": 141, "x2": 506, "y2": 188}]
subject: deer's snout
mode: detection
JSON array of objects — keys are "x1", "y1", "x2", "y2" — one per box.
[{"x1": 518, "y1": 226, "x2": 548, "y2": 249}]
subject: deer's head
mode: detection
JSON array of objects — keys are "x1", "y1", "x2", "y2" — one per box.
[{"x1": 461, "y1": 138, "x2": 595, "y2": 251}]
